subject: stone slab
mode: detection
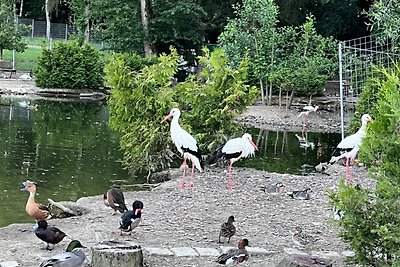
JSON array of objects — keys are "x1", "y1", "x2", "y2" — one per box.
[
  {"x1": 170, "y1": 247, "x2": 199, "y2": 257},
  {"x1": 311, "y1": 251, "x2": 341, "y2": 258},
  {"x1": 283, "y1": 247, "x2": 309, "y2": 255},
  {"x1": 246, "y1": 247, "x2": 276, "y2": 255},
  {"x1": 143, "y1": 247, "x2": 174, "y2": 256},
  {"x1": 194, "y1": 247, "x2": 221, "y2": 257},
  {"x1": 220, "y1": 246, "x2": 235, "y2": 253},
  {"x1": 342, "y1": 250, "x2": 355, "y2": 257},
  {"x1": 0, "y1": 261, "x2": 19, "y2": 267}
]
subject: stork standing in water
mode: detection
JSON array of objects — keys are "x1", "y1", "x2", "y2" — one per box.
[
  {"x1": 209, "y1": 133, "x2": 257, "y2": 190},
  {"x1": 329, "y1": 114, "x2": 372, "y2": 182},
  {"x1": 297, "y1": 105, "x2": 319, "y2": 124},
  {"x1": 161, "y1": 108, "x2": 203, "y2": 187}
]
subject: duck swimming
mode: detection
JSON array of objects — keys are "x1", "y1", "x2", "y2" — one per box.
[
  {"x1": 218, "y1": 215, "x2": 236, "y2": 243},
  {"x1": 119, "y1": 200, "x2": 144, "y2": 235},
  {"x1": 103, "y1": 188, "x2": 128, "y2": 214},
  {"x1": 21, "y1": 180, "x2": 52, "y2": 221},
  {"x1": 39, "y1": 240, "x2": 86, "y2": 267},
  {"x1": 33, "y1": 220, "x2": 67, "y2": 250},
  {"x1": 216, "y1": 238, "x2": 249, "y2": 265}
]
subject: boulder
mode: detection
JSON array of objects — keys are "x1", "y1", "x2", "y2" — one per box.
[{"x1": 91, "y1": 240, "x2": 143, "y2": 267}]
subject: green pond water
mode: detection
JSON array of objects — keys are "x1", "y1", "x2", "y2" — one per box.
[{"x1": 0, "y1": 97, "x2": 341, "y2": 227}]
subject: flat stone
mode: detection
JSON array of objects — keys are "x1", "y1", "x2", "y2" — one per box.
[
  {"x1": 143, "y1": 247, "x2": 174, "y2": 256},
  {"x1": 0, "y1": 261, "x2": 19, "y2": 267},
  {"x1": 194, "y1": 247, "x2": 221, "y2": 257},
  {"x1": 220, "y1": 246, "x2": 235, "y2": 253},
  {"x1": 170, "y1": 247, "x2": 199, "y2": 257},
  {"x1": 342, "y1": 250, "x2": 355, "y2": 257},
  {"x1": 246, "y1": 247, "x2": 275, "y2": 255},
  {"x1": 311, "y1": 251, "x2": 341, "y2": 258},
  {"x1": 283, "y1": 247, "x2": 309, "y2": 255}
]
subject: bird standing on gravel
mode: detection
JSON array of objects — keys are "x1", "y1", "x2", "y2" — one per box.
[
  {"x1": 216, "y1": 238, "x2": 249, "y2": 265},
  {"x1": 297, "y1": 105, "x2": 319, "y2": 124},
  {"x1": 209, "y1": 133, "x2": 257, "y2": 190},
  {"x1": 119, "y1": 200, "x2": 144, "y2": 235},
  {"x1": 32, "y1": 220, "x2": 67, "y2": 250},
  {"x1": 39, "y1": 240, "x2": 86, "y2": 267},
  {"x1": 103, "y1": 188, "x2": 128, "y2": 214},
  {"x1": 161, "y1": 108, "x2": 203, "y2": 188},
  {"x1": 287, "y1": 188, "x2": 313, "y2": 200},
  {"x1": 329, "y1": 114, "x2": 372, "y2": 182},
  {"x1": 218, "y1": 215, "x2": 236, "y2": 243},
  {"x1": 291, "y1": 226, "x2": 318, "y2": 247}
]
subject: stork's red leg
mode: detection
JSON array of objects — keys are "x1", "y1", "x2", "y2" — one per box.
[
  {"x1": 189, "y1": 164, "x2": 195, "y2": 187},
  {"x1": 227, "y1": 163, "x2": 234, "y2": 190},
  {"x1": 345, "y1": 157, "x2": 353, "y2": 183},
  {"x1": 179, "y1": 158, "x2": 187, "y2": 188}
]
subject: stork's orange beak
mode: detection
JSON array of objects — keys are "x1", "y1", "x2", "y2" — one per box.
[
  {"x1": 249, "y1": 140, "x2": 258, "y2": 151},
  {"x1": 161, "y1": 114, "x2": 172, "y2": 124}
]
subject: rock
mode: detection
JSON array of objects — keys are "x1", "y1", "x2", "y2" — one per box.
[
  {"x1": 276, "y1": 254, "x2": 333, "y2": 267},
  {"x1": 91, "y1": 240, "x2": 143, "y2": 267},
  {"x1": 149, "y1": 170, "x2": 171, "y2": 184},
  {"x1": 0, "y1": 261, "x2": 19, "y2": 267}
]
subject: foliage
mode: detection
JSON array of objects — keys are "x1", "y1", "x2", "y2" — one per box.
[
  {"x1": 330, "y1": 64, "x2": 400, "y2": 266},
  {"x1": 0, "y1": 0, "x2": 27, "y2": 58},
  {"x1": 35, "y1": 41, "x2": 103, "y2": 89},
  {"x1": 105, "y1": 47, "x2": 258, "y2": 174},
  {"x1": 367, "y1": 0, "x2": 400, "y2": 48}
]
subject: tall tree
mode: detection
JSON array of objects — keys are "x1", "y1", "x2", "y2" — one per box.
[
  {"x1": 140, "y1": 0, "x2": 154, "y2": 56},
  {"x1": 0, "y1": 0, "x2": 27, "y2": 59}
]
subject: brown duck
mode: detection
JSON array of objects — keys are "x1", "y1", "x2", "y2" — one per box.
[
  {"x1": 103, "y1": 188, "x2": 128, "y2": 214},
  {"x1": 21, "y1": 180, "x2": 51, "y2": 221},
  {"x1": 218, "y1": 215, "x2": 236, "y2": 243}
]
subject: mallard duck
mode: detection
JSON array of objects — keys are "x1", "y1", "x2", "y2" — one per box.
[
  {"x1": 218, "y1": 215, "x2": 236, "y2": 243},
  {"x1": 291, "y1": 226, "x2": 318, "y2": 247},
  {"x1": 39, "y1": 240, "x2": 86, "y2": 267},
  {"x1": 103, "y1": 188, "x2": 128, "y2": 214},
  {"x1": 260, "y1": 182, "x2": 285, "y2": 195},
  {"x1": 33, "y1": 220, "x2": 67, "y2": 250},
  {"x1": 287, "y1": 188, "x2": 312, "y2": 200},
  {"x1": 216, "y1": 238, "x2": 249, "y2": 265},
  {"x1": 21, "y1": 180, "x2": 52, "y2": 221},
  {"x1": 119, "y1": 200, "x2": 144, "y2": 235}
]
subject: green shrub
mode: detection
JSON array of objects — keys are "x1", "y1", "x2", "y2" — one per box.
[
  {"x1": 105, "y1": 47, "x2": 258, "y2": 174},
  {"x1": 35, "y1": 41, "x2": 103, "y2": 89},
  {"x1": 330, "y1": 64, "x2": 400, "y2": 266}
]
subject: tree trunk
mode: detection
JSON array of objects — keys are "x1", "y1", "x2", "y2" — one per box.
[
  {"x1": 140, "y1": 0, "x2": 154, "y2": 57},
  {"x1": 268, "y1": 82, "x2": 273, "y2": 106},
  {"x1": 278, "y1": 87, "x2": 282, "y2": 108},
  {"x1": 259, "y1": 79, "x2": 265, "y2": 104},
  {"x1": 91, "y1": 241, "x2": 143, "y2": 267},
  {"x1": 19, "y1": 0, "x2": 24, "y2": 17},
  {"x1": 84, "y1": 3, "x2": 90, "y2": 44},
  {"x1": 286, "y1": 90, "x2": 295, "y2": 109},
  {"x1": 45, "y1": 0, "x2": 50, "y2": 41}
]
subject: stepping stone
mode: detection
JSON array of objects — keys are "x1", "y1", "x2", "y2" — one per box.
[
  {"x1": 311, "y1": 251, "x2": 340, "y2": 258},
  {"x1": 143, "y1": 247, "x2": 174, "y2": 256},
  {"x1": 194, "y1": 247, "x2": 220, "y2": 257},
  {"x1": 170, "y1": 247, "x2": 199, "y2": 257},
  {"x1": 284, "y1": 247, "x2": 309, "y2": 256},
  {"x1": 342, "y1": 250, "x2": 355, "y2": 257},
  {"x1": 0, "y1": 261, "x2": 19, "y2": 267},
  {"x1": 220, "y1": 246, "x2": 235, "y2": 253},
  {"x1": 246, "y1": 247, "x2": 276, "y2": 255}
]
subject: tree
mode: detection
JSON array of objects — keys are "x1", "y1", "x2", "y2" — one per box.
[{"x1": 0, "y1": 0, "x2": 27, "y2": 59}]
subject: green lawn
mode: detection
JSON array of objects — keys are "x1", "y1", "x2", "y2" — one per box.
[{"x1": 2, "y1": 46, "x2": 42, "y2": 72}]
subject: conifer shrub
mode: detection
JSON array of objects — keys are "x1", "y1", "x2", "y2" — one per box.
[{"x1": 35, "y1": 41, "x2": 103, "y2": 89}]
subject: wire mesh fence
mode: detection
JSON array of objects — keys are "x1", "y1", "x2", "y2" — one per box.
[
  {"x1": 338, "y1": 34, "x2": 399, "y2": 137},
  {"x1": 17, "y1": 17, "x2": 76, "y2": 40}
]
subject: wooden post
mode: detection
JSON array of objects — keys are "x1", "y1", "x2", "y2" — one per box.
[{"x1": 91, "y1": 241, "x2": 143, "y2": 267}]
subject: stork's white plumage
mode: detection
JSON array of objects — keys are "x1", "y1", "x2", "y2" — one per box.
[
  {"x1": 209, "y1": 133, "x2": 257, "y2": 190},
  {"x1": 297, "y1": 105, "x2": 319, "y2": 124},
  {"x1": 329, "y1": 114, "x2": 372, "y2": 182},
  {"x1": 161, "y1": 108, "x2": 203, "y2": 187}
]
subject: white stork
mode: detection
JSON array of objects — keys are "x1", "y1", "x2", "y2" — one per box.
[
  {"x1": 297, "y1": 105, "x2": 319, "y2": 124},
  {"x1": 161, "y1": 108, "x2": 203, "y2": 187},
  {"x1": 329, "y1": 114, "x2": 372, "y2": 182},
  {"x1": 208, "y1": 133, "x2": 257, "y2": 190}
]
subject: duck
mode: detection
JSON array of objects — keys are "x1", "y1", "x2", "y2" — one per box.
[
  {"x1": 216, "y1": 238, "x2": 249, "y2": 265},
  {"x1": 291, "y1": 226, "x2": 318, "y2": 247},
  {"x1": 103, "y1": 188, "x2": 128, "y2": 214},
  {"x1": 39, "y1": 240, "x2": 86, "y2": 267},
  {"x1": 260, "y1": 182, "x2": 285, "y2": 196},
  {"x1": 218, "y1": 215, "x2": 236, "y2": 243},
  {"x1": 287, "y1": 188, "x2": 313, "y2": 200},
  {"x1": 21, "y1": 180, "x2": 52, "y2": 221},
  {"x1": 119, "y1": 200, "x2": 144, "y2": 235},
  {"x1": 32, "y1": 220, "x2": 67, "y2": 250}
]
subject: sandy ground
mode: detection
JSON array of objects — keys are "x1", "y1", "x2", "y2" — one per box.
[{"x1": 0, "y1": 80, "x2": 367, "y2": 266}]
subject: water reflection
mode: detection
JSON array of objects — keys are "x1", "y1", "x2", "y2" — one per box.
[{"x1": 0, "y1": 97, "x2": 143, "y2": 227}]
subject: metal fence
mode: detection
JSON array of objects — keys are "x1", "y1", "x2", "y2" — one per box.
[
  {"x1": 338, "y1": 34, "x2": 399, "y2": 138},
  {"x1": 17, "y1": 17, "x2": 76, "y2": 40}
]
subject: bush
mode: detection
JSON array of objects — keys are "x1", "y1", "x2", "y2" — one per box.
[
  {"x1": 330, "y1": 64, "x2": 400, "y2": 266},
  {"x1": 35, "y1": 41, "x2": 103, "y2": 89}
]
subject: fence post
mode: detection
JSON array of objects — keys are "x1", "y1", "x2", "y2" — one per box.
[
  {"x1": 338, "y1": 42, "x2": 345, "y2": 139},
  {"x1": 65, "y1": 23, "x2": 68, "y2": 41},
  {"x1": 31, "y1": 19, "x2": 34, "y2": 38}
]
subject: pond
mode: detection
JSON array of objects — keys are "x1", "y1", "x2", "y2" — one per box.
[{"x1": 0, "y1": 97, "x2": 341, "y2": 228}]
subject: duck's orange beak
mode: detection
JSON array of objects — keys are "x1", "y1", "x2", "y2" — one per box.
[{"x1": 161, "y1": 114, "x2": 172, "y2": 124}]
